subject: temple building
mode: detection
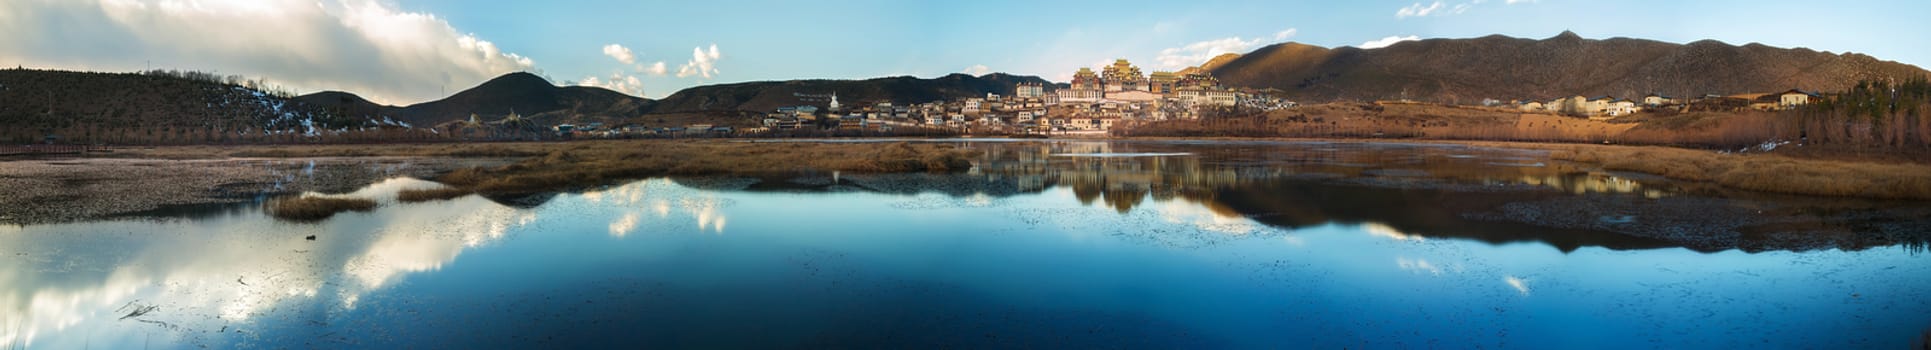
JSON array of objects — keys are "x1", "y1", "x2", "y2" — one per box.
[
  {"x1": 1060, "y1": 67, "x2": 1104, "y2": 103},
  {"x1": 1100, "y1": 59, "x2": 1147, "y2": 92},
  {"x1": 1149, "y1": 71, "x2": 1178, "y2": 95}
]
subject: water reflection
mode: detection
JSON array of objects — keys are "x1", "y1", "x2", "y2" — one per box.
[
  {"x1": 4, "y1": 155, "x2": 1929, "y2": 348},
  {"x1": 733, "y1": 140, "x2": 1926, "y2": 253},
  {"x1": 0, "y1": 178, "x2": 532, "y2": 349}
]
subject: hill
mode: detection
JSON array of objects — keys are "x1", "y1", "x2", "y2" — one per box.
[
  {"x1": 296, "y1": 72, "x2": 654, "y2": 127},
  {"x1": 1179, "y1": 53, "x2": 1243, "y2": 75},
  {"x1": 645, "y1": 73, "x2": 1053, "y2": 114},
  {"x1": 1211, "y1": 31, "x2": 1931, "y2": 102},
  {"x1": 294, "y1": 90, "x2": 401, "y2": 121},
  {"x1": 0, "y1": 68, "x2": 395, "y2": 144},
  {"x1": 298, "y1": 71, "x2": 1052, "y2": 126}
]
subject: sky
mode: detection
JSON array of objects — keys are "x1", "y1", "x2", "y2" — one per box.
[{"x1": 1, "y1": 0, "x2": 1925, "y2": 105}]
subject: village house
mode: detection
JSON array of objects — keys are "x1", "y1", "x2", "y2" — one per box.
[
  {"x1": 1588, "y1": 96, "x2": 1616, "y2": 115},
  {"x1": 1642, "y1": 93, "x2": 1675, "y2": 107},
  {"x1": 1778, "y1": 89, "x2": 1817, "y2": 108},
  {"x1": 1607, "y1": 99, "x2": 1639, "y2": 116}
]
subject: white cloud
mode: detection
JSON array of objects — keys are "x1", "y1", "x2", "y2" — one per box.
[
  {"x1": 1156, "y1": 36, "x2": 1264, "y2": 70},
  {"x1": 1144, "y1": 27, "x2": 1297, "y2": 72},
  {"x1": 601, "y1": 44, "x2": 635, "y2": 65},
  {"x1": 579, "y1": 72, "x2": 645, "y2": 97},
  {"x1": 1273, "y1": 28, "x2": 1300, "y2": 41},
  {"x1": 961, "y1": 64, "x2": 992, "y2": 76},
  {"x1": 1396, "y1": 1, "x2": 1446, "y2": 18},
  {"x1": 0, "y1": 0, "x2": 537, "y2": 105},
  {"x1": 675, "y1": 44, "x2": 721, "y2": 79},
  {"x1": 1399, "y1": 0, "x2": 1525, "y2": 18},
  {"x1": 1359, "y1": 35, "x2": 1421, "y2": 49},
  {"x1": 644, "y1": 61, "x2": 667, "y2": 76}
]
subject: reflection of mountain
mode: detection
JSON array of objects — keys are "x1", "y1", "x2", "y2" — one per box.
[
  {"x1": 1209, "y1": 179, "x2": 1676, "y2": 252},
  {"x1": 685, "y1": 141, "x2": 1930, "y2": 253}
]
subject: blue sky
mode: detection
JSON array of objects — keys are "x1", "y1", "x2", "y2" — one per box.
[{"x1": 2, "y1": 0, "x2": 1924, "y2": 104}]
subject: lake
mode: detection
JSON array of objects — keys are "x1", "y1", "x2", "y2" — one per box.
[{"x1": 4, "y1": 140, "x2": 1929, "y2": 348}]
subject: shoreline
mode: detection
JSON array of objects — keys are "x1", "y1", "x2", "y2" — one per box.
[
  {"x1": 4, "y1": 139, "x2": 1927, "y2": 253},
  {"x1": 6, "y1": 137, "x2": 1930, "y2": 224}
]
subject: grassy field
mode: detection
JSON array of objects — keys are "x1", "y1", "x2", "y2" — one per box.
[
  {"x1": 106, "y1": 139, "x2": 976, "y2": 197},
  {"x1": 1545, "y1": 144, "x2": 1931, "y2": 200},
  {"x1": 432, "y1": 140, "x2": 975, "y2": 194},
  {"x1": 396, "y1": 187, "x2": 475, "y2": 203},
  {"x1": 264, "y1": 196, "x2": 378, "y2": 221}
]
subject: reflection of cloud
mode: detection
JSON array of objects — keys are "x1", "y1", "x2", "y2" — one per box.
[
  {"x1": 1154, "y1": 199, "x2": 1258, "y2": 235},
  {"x1": 1281, "y1": 235, "x2": 1307, "y2": 246},
  {"x1": 1505, "y1": 275, "x2": 1532, "y2": 296},
  {"x1": 0, "y1": 178, "x2": 531, "y2": 348},
  {"x1": 610, "y1": 212, "x2": 640, "y2": 237},
  {"x1": 1397, "y1": 257, "x2": 1444, "y2": 276},
  {"x1": 1362, "y1": 222, "x2": 1424, "y2": 241},
  {"x1": 686, "y1": 197, "x2": 728, "y2": 234}
]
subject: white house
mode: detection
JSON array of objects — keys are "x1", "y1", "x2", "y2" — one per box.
[
  {"x1": 1778, "y1": 89, "x2": 1816, "y2": 108},
  {"x1": 1642, "y1": 93, "x2": 1674, "y2": 106},
  {"x1": 1607, "y1": 99, "x2": 1639, "y2": 116}
]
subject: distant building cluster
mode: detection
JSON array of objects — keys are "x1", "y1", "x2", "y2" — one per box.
[
  {"x1": 752, "y1": 58, "x2": 1296, "y2": 134},
  {"x1": 1514, "y1": 89, "x2": 1818, "y2": 118}
]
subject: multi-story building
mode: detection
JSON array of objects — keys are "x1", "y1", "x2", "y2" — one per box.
[
  {"x1": 1176, "y1": 86, "x2": 1238, "y2": 107},
  {"x1": 1015, "y1": 82, "x2": 1045, "y2": 99}
]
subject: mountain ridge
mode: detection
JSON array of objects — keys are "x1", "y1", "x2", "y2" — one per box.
[{"x1": 1210, "y1": 32, "x2": 1929, "y2": 102}]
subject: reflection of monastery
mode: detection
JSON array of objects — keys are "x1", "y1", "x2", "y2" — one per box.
[{"x1": 964, "y1": 142, "x2": 1666, "y2": 213}]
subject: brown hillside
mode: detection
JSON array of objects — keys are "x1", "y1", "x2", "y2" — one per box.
[
  {"x1": 1212, "y1": 31, "x2": 1930, "y2": 102},
  {"x1": 1179, "y1": 53, "x2": 1245, "y2": 75},
  {"x1": 0, "y1": 68, "x2": 383, "y2": 143},
  {"x1": 297, "y1": 72, "x2": 655, "y2": 127}
]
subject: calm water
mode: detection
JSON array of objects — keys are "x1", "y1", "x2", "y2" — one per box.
[{"x1": 4, "y1": 140, "x2": 1929, "y2": 348}]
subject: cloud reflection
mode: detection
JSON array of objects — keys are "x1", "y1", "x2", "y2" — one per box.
[
  {"x1": 1153, "y1": 199, "x2": 1258, "y2": 235},
  {"x1": 1397, "y1": 257, "x2": 1445, "y2": 276},
  {"x1": 1362, "y1": 222, "x2": 1425, "y2": 242},
  {"x1": 1505, "y1": 275, "x2": 1532, "y2": 296},
  {"x1": 0, "y1": 178, "x2": 533, "y2": 349}
]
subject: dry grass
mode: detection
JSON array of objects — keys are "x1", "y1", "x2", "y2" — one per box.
[
  {"x1": 396, "y1": 187, "x2": 475, "y2": 203},
  {"x1": 424, "y1": 140, "x2": 978, "y2": 194},
  {"x1": 101, "y1": 142, "x2": 561, "y2": 159},
  {"x1": 1550, "y1": 144, "x2": 1931, "y2": 200},
  {"x1": 264, "y1": 196, "x2": 378, "y2": 221}
]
